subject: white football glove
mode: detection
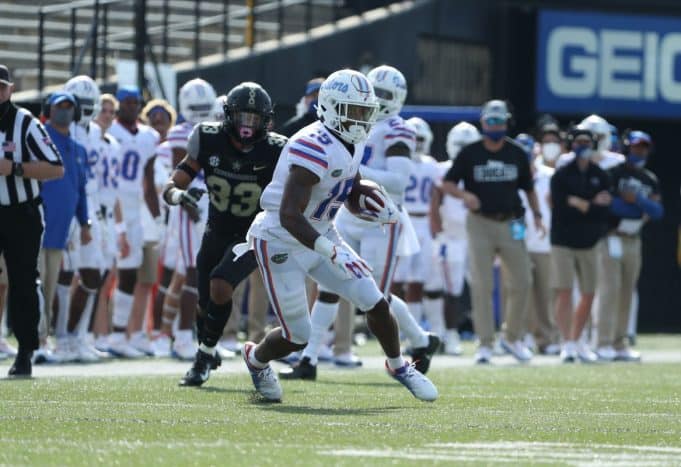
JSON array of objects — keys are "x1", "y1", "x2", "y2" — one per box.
[
  {"x1": 356, "y1": 187, "x2": 399, "y2": 225},
  {"x1": 314, "y1": 237, "x2": 373, "y2": 280}
]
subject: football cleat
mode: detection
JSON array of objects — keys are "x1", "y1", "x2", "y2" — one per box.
[
  {"x1": 443, "y1": 330, "x2": 463, "y2": 356},
  {"x1": 410, "y1": 333, "x2": 440, "y2": 374},
  {"x1": 499, "y1": 338, "x2": 533, "y2": 363},
  {"x1": 475, "y1": 346, "x2": 493, "y2": 365},
  {"x1": 171, "y1": 330, "x2": 197, "y2": 361},
  {"x1": 279, "y1": 356, "x2": 317, "y2": 380},
  {"x1": 576, "y1": 343, "x2": 598, "y2": 364},
  {"x1": 333, "y1": 352, "x2": 363, "y2": 368},
  {"x1": 179, "y1": 349, "x2": 221, "y2": 387},
  {"x1": 128, "y1": 332, "x2": 155, "y2": 357},
  {"x1": 0, "y1": 338, "x2": 18, "y2": 357},
  {"x1": 561, "y1": 342, "x2": 577, "y2": 363},
  {"x1": 386, "y1": 361, "x2": 438, "y2": 402},
  {"x1": 596, "y1": 346, "x2": 617, "y2": 362},
  {"x1": 107, "y1": 333, "x2": 145, "y2": 359},
  {"x1": 614, "y1": 348, "x2": 641, "y2": 362},
  {"x1": 243, "y1": 342, "x2": 282, "y2": 402}
]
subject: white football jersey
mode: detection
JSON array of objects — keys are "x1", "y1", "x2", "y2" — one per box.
[
  {"x1": 521, "y1": 163, "x2": 554, "y2": 253},
  {"x1": 70, "y1": 122, "x2": 102, "y2": 199},
  {"x1": 251, "y1": 121, "x2": 363, "y2": 245},
  {"x1": 556, "y1": 150, "x2": 625, "y2": 170},
  {"x1": 108, "y1": 121, "x2": 160, "y2": 198},
  {"x1": 166, "y1": 121, "x2": 204, "y2": 189},
  {"x1": 436, "y1": 160, "x2": 467, "y2": 238},
  {"x1": 154, "y1": 141, "x2": 173, "y2": 191},
  {"x1": 362, "y1": 116, "x2": 416, "y2": 202},
  {"x1": 404, "y1": 154, "x2": 440, "y2": 215},
  {"x1": 91, "y1": 123, "x2": 121, "y2": 212}
]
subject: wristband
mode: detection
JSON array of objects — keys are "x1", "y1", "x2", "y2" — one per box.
[
  {"x1": 115, "y1": 222, "x2": 127, "y2": 235},
  {"x1": 169, "y1": 189, "x2": 183, "y2": 205},
  {"x1": 313, "y1": 236, "x2": 335, "y2": 258}
]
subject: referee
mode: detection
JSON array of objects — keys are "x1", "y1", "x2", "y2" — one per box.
[{"x1": 0, "y1": 64, "x2": 64, "y2": 377}]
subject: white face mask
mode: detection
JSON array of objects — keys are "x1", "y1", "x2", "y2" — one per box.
[{"x1": 541, "y1": 142, "x2": 561, "y2": 161}]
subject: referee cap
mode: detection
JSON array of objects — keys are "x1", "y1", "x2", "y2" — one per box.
[
  {"x1": 48, "y1": 91, "x2": 77, "y2": 106},
  {"x1": 0, "y1": 65, "x2": 13, "y2": 85},
  {"x1": 115, "y1": 85, "x2": 142, "y2": 102}
]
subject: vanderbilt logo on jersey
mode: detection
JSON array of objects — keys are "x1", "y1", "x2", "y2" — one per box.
[{"x1": 209, "y1": 155, "x2": 220, "y2": 167}]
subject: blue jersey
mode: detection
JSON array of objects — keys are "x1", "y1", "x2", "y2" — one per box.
[{"x1": 41, "y1": 124, "x2": 89, "y2": 249}]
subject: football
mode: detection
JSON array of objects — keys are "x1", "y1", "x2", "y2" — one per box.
[{"x1": 345, "y1": 179, "x2": 386, "y2": 215}]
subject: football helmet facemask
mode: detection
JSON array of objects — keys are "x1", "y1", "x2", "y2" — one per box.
[
  {"x1": 366, "y1": 65, "x2": 407, "y2": 120},
  {"x1": 223, "y1": 82, "x2": 273, "y2": 145},
  {"x1": 406, "y1": 117, "x2": 433, "y2": 155},
  {"x1": 64, "y1": 75, "x2": 100, "y2": 126}
]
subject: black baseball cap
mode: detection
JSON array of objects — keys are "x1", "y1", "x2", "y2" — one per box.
[{"x1": 0, "y1": 65, "x2": 13, "y2": 85}]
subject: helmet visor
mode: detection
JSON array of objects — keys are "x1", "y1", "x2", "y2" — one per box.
[
  {"x1": 373, "y1": 87, "x2": 393, "y2": 101},
  {"x1": 233, "y1": 110, "x2": 263, "y2": 139},
  {"x1": 343, "y1": 102, "x2": 378, "y2": 125}
]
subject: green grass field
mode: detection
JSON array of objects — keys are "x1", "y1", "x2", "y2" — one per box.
[{"x1": 2, "y1": 337, "x2": 681, "y2": 466}]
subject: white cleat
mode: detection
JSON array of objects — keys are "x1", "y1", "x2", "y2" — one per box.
[
  {"x1": 150, "y1": 334, "x2": 172, "y2": 358},
  {"x1": 32, "y1": 345, "x2": 60, "y2": 364},
  {"x1": 0, "y1": 338, "x2": 18, "y2": 357},
  {"x1": 219, "y1": 337, "x2": 242, "y2": 354},
  {"x1": 172, "y1": 330, "x2": 197, "y2": 361},
  {"x1": 596, "y1": 346, "x2": 616, "y2": 362},
  {"x1": 615, "y1": 348, "x2": 641, "y2": 362},
  {"x1": 129, "y1": 332, "x2": 155, "y2": 356},
  {"x1": 215, "y1": 343, "x2": 236, "y2": 360},
  {"x1": 444, "y1": 330, "x2": 463, "y2": 356},
  {"x1": 73, "y1": 338, "x2": 101, "y2": 363},
  {"x1": 107, "y1": 333, "x2": 145, "y2": 359},
  {"x1": 317, "y1": 344, "x2": 334, "y2": 363},
  {"x1": 500, "y1": 338, "x2": 533, "y2": 363},
  {"x1": 243, "y1": 341, "x2": 282, "y2": 402},
  {"x1": 561, "y1": 341, "x2": 577, "y2": 363},
  {"x1": 475, "y1": 346, "x2": 493, "y2": 365},
  {"x1": 576, "y1": 342, "x2": 598, "y2": 364},
  {"x1": 386, "y1": 361, "x2": 438, "y2": 402},
  {"x1": 53, "y1": 338, "x2": 78, "y2": 363}
]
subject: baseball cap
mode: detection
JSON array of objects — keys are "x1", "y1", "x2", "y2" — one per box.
[
  {"x1": 115, "y1": 85, "x2": 142, "y2": 102},
  {"x1": 304, "y1": 78, "x2": 324, "y2": 96},
  {"x1": 0, "y1": 65, "x2": 13, "y2": 85},
  {"x1": 481, "y1": 99, "x2": 511, "y2": 122},
  {"x1": 48, "y1": 91, "x2": 77, "y2": 106},
  {"x1": 628, "y1": 130, "x2": 652, "y2": 146}
]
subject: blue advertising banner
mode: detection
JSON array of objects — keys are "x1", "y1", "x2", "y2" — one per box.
[{"x1": 536, "y1": 9, "x2": 681, "y2": 118}]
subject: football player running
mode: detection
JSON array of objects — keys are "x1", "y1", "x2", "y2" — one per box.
[
  {"x1": 244, "y1": 69, "x2": 437, "y2": 402},
  {"x1": 392, "y1": 117, "x2": 445, "y2": 340},
  {"x1": 164, "y1": 82, "x2": 283, "y2": 386},
  {"x1": 430, "y1": 122, "x2": 481, "y2": 355}
]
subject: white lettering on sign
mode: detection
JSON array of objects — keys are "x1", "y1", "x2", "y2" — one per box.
[{"x1": 546, "y1": 26, "x2": 681, "y2": 102}]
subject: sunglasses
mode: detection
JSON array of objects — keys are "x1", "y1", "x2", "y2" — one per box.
[{"x1": 483, "y1": 117, "x2": 507, "y2": 126}]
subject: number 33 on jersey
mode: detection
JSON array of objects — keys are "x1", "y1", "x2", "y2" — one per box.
[{"x1": 188, "y1": 122, "x2": 284, "y2": 235}]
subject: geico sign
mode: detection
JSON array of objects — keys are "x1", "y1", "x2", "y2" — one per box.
[{"x1": 547, "y1": 27, "x2": 681, "y2": 102}]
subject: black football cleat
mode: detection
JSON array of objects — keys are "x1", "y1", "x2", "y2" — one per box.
[
  {"x1": 8, "y1": 351, "x2": 32, "y2": 378},
  {"x1": 279, "y1": 356, "x2": 317, "y2": 380},
  {"x1": 179, "y1": 350, "x2": 221, "y2": 387},
  {"x1": 411, "y1": 333, "x2": 440, "y2": 375}
]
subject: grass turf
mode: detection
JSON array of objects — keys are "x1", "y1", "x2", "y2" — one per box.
[{"x1": 1, "y1": 351, "x2": 681, "y2": 466}]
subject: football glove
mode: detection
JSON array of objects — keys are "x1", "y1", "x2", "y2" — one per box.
[
  {"x1": 356, "y1": 189, "x2": 399, "y2": 225},
  {"x1": 314, "y1": 237, "x2": 373, "y2": 280}
]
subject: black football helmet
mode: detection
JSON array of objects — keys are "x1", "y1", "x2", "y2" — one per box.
[{"x1": 223, "y1": 82, "x2": 273, "y2": 145}]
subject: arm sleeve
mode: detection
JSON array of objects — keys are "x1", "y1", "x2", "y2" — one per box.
[
  {"x1": 359, "y1": 155, "x2": 411, "y2": 195},
  {"x1": 26, "y1": 118, "x2": 63, "y2": 165},
  {"x1": 636, "y1": 194, "x2": 664, "y2": 220},
  {"x1": 517, "y1": 151, "x2": 533, "y2": 192},
  {"x1": 186, "y1": 126, "x2": 201, "y2": 161},
  {"x1": 287, "y1": 137, "x2": 328, "y2": 180},
  {"x1": 610, "y1": 197, "x2": 643, "y2": 218}
]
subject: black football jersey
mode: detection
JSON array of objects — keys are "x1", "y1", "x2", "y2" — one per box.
[{"x1": 189, "y1": 122, "x2": 285, "y2": 236}]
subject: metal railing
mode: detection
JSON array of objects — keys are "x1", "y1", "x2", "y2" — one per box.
[{"x1": 34, "y1": 0, "x2": 401, "y2": 97}]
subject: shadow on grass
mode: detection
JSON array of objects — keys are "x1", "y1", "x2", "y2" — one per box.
[
  {"x1": 255, "y1": 403, "x2": 404, "y2": 416},
  {"x1": 195, "y1": 386, "x2": 252, "y2": 395},
  {"x1": 310, "y1": 379, "x2": 396, "y2": 389}
]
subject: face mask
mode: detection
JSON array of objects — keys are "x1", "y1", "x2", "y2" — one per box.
[
  {"x1": 627, "y1": 154, "x2": 646, "y2": 168},
  {"x1": 574, "y1": 145, "x2": 592, "y2": 160},
  {"x1": 541, "y1": 142, "x2": 561, "y2": 161},
  {"x1": 51, "y1": 107, "x2": 74, "y2": 127},
  {"x1": 483, "y1": 129, "x2": 506, "y2": 142}
]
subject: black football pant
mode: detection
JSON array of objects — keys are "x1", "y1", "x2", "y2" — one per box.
[{"x1": 0, "y1": 199, "x2": 44, "y2": 353}]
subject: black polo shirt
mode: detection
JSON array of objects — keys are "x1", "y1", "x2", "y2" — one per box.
[
  {"x1": 550, "y1": 158, "x2": 611, "y2": 249},
  {"x1": 444, "y1": 138, "x2": 533, "y2": 217}
]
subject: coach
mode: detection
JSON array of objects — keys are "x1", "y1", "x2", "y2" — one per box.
[
  {"x1": 0, "y1": 65, "x2": 64, "y2": 376},
  {"x1": 441, "y1": 100, "x2": 545, "y2": 364}
]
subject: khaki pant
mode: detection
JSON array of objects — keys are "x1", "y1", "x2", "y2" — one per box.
[
  {"x1": 38, "y1": 248, "x2": 63, "y2": 338},
  {"x1": 137, "y1": 242, "x2": 159, "y2": 285},
  {"x1": 596, "y1": 235, "x2": 641, "y2": 349},
  {"x1": 527, "y1": 252, "x2": 559, "y2": 349},
  {"x1": 333, "y1": 299, "x2": 354, "y2": 356},
  {"x1": 467, "y1": 213, "x2": 531, "y2": 347}
]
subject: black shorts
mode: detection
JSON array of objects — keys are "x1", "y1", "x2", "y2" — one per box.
[{"x1": 196, "y1": 228, "x2": 257, "y2": 309}]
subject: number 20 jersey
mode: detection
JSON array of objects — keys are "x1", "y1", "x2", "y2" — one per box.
[
  {"x1": 252, "y1": 120, "x2": 364, "y2": 246},
  {"x1": 188, "y1": 122, "x2": 283, "y2": 237}
]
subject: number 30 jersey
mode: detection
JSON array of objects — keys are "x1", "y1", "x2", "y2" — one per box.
[
  {"x1": 108, "y1": 121, "x2": 160, "y2": 198},
  {"x1": 251, "y1": 120, "x2": 364, "y2": 245},
  {"x1": 187, "y1": 122, "x2": 283, "y2": 237}
]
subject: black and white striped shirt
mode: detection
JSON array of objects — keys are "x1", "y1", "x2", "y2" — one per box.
[{"x1": 0, "y1": 103, "x2": 62, "y2": 205}]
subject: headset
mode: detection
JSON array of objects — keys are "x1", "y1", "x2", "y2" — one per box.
[
  {"x1": 566, "y1": 126, "x2": 597, "y2": 150},
  {"x1": 42, "y1": 92, "x2": 82, "y2": 123}
]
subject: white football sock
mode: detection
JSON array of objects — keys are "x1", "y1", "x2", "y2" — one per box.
[
  {"x1": 55, "y1": 284, "x2": 71, "y2": 338},
  {"x1": 386, "y1": 355, "x2": 407, "y2": 371},
  {"x1": 302, "y1": 300, "x2": 339, "y2": 365},
  {"x1": 423, "y1": 297, "x2": 445, "y2": 338},
  {"x1": 112, "y1": 290, "x2": 133, "y2": 329},
  {"x1": 199, "y1": 343, "x2": 216, "y2": 356},
  {"x1": 390, "y1": 294, "x2": 429, "y2": 348},
  {"x1": 407, "y1": 302, "x2": 423, "y2": 324},
  {"x1": 76, "y1": 285, "x2": 98, "y2": 337}
]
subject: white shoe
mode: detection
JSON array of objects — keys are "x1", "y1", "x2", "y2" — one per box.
[
  {"x1": 614, "y1": 348, "x2": 641, "y2": 362},
  {"x1": 172, "y1": 330, "x2": 197, "y2": 361},
  {"x1": 500, "y1": 338, "x2": 533, "y2": 362},
  {"x1": 475, "y1": 346, "x2": 493, "y2": 364},
  {"x1": 444, "y1": 330, "x2": 463, "y2": 356},
  {"x1": 317, "y1": 344, "x2": 334, "y2": 362},
  {"x1": 94, "y1": 335, "x2": 110, "y2": 353},
  {"x1": 386, "y1": 361, "x2": 438, "y2": 402},
  {"x1": 215, "y1": 343, "x2": 236, "y2": 360},
  {"x1": 73, "y1": 337, "x2": 101, "y2": 363},
  {"x1": 219, "y1": 337, "x2": 242, "y2": 354},
  {"x1": 596, "y1": 346, "x2": 616, "y2": 361},
  {"x1": 561, "y1": 341, "x2": 577, "y2": 363},
  {"x1": 523, "y1": 333, "x2": 537, "y2": 353},
  {"x1": 83, "y1": 333, "x2": 110, "y2": 359},
  {"x1": 576, "y1": 343, "x2": 598, "y2": 363},
  {"x1": 129, "y1": 332, "x2": 154, "y2": 356},
  {"x1": 107, "y1": 333, "x2": 145, "y2": 358},
  {"x1": 243, "y1": 341, "x2": 282, "y2": 402},
  {"x1": 151, "y1": 334, "x2": 172, "y2": 358},
  {"x1": 32, "y1": 345, "x2": 60, "y2": 364},
  {"x1": 542, "y1": 343, "x2": 561, "y2": 356},
  {"x1": 0, "y1": 338, "x2": 17, "y2": 356},
  {"x1": 492, "y1": 339, "x2": 507, "y2": 356},
  {"x1": 53, "y1": 337, "x2": 78, "y2": 363},
  {"x1": 333, "y1": 352, "x2": 363, "y2": 367}
]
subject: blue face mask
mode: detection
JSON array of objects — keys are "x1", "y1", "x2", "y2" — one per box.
[
  {"x1": 483, "y1": 129, "x2": 506, "y2": 142},
  {"x1": 574, "y1": 145, "x2": 592, "y2": 160},
  {"x1": 627, "y1": 154, "x2": 646, "y2": 168}
]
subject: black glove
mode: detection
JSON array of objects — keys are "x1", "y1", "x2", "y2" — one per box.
[{"x1": 179, "y1": 187, "x2": 205, "y2": 210}]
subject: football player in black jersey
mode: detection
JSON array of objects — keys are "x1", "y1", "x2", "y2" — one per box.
[{"x1": 162, "y1": 82, "x2": 286, "y2": 386}]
